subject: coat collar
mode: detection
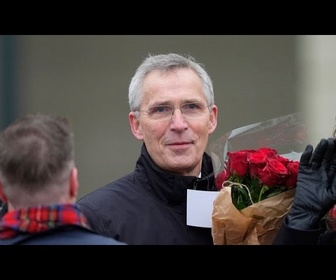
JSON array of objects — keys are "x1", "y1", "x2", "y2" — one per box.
[{"x1": 135, "y1": 144, "x2": 216, "y2": 205}]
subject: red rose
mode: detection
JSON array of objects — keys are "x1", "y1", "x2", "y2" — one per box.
[
  {"x1": 226, "y1": 150, "x2": 252, "y2": 177},
  {"x1": 214, "y1": 146, "x2": 299, "y2": 210},
  {"x1": 248, "y1": 150, "x2": 268, "y2": 177},
  {"x1": 284, "y1": 161, "x2": 299, "y2": 188},
  {"x1": 277, "y1": 155, "x2": 291, "y2": 167},
  {"x1": 215, "y1": 169, "x2": 230, "y2": 190},
  {"x1": 329, "y1": 206, "x2": 336, "y2": 219},
  {"x1": 327, "y1": 205, "x2": 336, "y2": 231},
  {"x1": 257, "y1": 147, "x2": 278, "y2": 157},
  {"x1": 257, "y1": 158, "x2": 288, "y2": 187}
]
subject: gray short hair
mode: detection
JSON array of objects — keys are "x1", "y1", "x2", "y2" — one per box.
[{"x1": 128, "y1": 53, "x2": 215, "y2": 113}]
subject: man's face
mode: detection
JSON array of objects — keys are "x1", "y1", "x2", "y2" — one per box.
[{"x1": 129, "y1": 68, "x2": 218, "y2": 176}]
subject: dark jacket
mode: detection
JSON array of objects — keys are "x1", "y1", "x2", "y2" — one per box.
[
  {"x1": 273, "y1": 216, "x2": 336, "y2": 245},
  {"x1": 0, "y1": 225, "x2": 127, "y2": 245},
  {"x1": 76, "y1": 144, "x2": 217, "y2": 245},
  {"x1": 0, "y1": 202, "x2": 7, "y2": 219}
]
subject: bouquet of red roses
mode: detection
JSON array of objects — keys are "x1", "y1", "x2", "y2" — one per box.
[
  {"x1": 209, "y1": 113, "x2": 307, "y2": 245},
  {"x1": 215, "y1": 147, "x2": 299, "y2": 210}
]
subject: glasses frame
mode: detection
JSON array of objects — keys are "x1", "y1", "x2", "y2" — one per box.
[{"x1": 135, "y1": 102, "x2": 212, "y2": 121}]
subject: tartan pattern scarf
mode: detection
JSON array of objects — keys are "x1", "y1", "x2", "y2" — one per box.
[{"x1": 0, "y1": 204, "x2": 90, "y2": 239}]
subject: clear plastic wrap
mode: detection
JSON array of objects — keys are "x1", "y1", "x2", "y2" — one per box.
[{"x1": 209, "y1": 112, "x2": 308, "y2": 245}]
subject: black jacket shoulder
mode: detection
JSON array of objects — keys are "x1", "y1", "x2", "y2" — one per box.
[
  {"x1": 0, "y1": 225, "x2": 126, "y2": 245},
  {"x1": 273, "y1": 217, "x2": 336, "y2": 245}
]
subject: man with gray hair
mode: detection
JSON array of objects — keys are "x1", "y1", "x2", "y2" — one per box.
[{"x1": 77, "y1": 53, "x2": 219, "y2": 245}]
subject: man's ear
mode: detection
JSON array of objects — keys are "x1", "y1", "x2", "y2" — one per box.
[
  {"x1": 0, "y1": 179, "x2": 7, "y2": 204},
  {"x1": 129, "y1": 112, "x2": 144, "y2": 140},
  {"x1": 208, "y1": 105, "x2": 218, "y2": 134},
  {"x1": 69, "y1": 167, "x2": 79, "y2": 201}
]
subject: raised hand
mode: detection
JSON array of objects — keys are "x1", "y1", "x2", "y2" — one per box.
[{"x1": 286, "y1": 138, "x2": 336, "y2": 230}]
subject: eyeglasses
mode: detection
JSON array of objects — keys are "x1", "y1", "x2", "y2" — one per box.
[{"x1": 137, "y1": 102, "x2": 211, "y2": 121}]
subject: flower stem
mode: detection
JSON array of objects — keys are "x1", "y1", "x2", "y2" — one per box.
[{"x1": 258, "y1": 185, "x2": 269, "y2": 202}]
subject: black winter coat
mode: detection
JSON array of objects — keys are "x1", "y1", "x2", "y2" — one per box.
[
  {"x1": 0, "y1": 225, "x2": 127, "y2": 245},
  {"x1": 76, "y1": 144, "x2": 217, "y2": 245},
  {"x1": 273, "y1": 216, "x2": 336, "y2": 245}
]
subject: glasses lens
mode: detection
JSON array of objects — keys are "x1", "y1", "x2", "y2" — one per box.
[
  {"x1": 181, "y1": 103, "x2": 207, "y2": 116},
  {"x1": 143, "y1": 103, "x2": 209, "y2": 121},
  {"x1": 147, "y1": 105, "x2": 173, "y2": 120}
]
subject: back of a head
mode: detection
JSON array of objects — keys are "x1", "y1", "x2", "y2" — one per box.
[
  {"x1": 0, "y1": 113, "x2": 74, "y2": 200},
  {"x1": 128, "y1": 53, "x2": 215, "y2": 112}
]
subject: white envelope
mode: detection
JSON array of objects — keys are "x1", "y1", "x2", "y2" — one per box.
[{"x1": 186, "y1": 189, "x2": 219, "y2": 228}]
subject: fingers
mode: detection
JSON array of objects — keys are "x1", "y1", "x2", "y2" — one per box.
[
  {"x1": 327, "y1": 138, "x2": 336, "y2": 180},
  {"x1": 324, "y1": 138, "x2": 335, "y2": 163},
  {"x1": 323, "y1": 138, "x2": 336, "y2": 173},
  {"x1": 300, "y1": 144, "x2": 313, "y2": 166},
  {"x1": 310, "y1": 138, "x2": 329, "y2": 170}
]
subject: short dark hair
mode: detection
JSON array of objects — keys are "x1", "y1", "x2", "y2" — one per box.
[{"x1": 0, "y1": 113, "x2": 74, "y2": 193}]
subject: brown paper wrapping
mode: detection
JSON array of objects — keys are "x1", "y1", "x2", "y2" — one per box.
[{"x1": 212, "y1": 187, "x2": 295, "y2": 245}]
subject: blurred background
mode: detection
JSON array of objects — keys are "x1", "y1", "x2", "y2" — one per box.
[{"x1": 0, "y1": 35, "x2": 335, "y2": 199}]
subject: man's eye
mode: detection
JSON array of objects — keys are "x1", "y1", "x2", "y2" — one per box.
[
  {"x1": 183, "y1": 103, "x2": 201, "y2": 110},
  {"x1": 150, "y1": 106, "x2": 171, "y2": 114}
]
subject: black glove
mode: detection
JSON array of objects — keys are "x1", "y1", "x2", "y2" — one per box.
[{"x1": 286, "y1": 137, "x2": 336, "y2": 230}]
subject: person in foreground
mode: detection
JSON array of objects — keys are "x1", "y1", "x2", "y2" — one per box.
[
  {"x1": 273, "y1": 132, "x2": 336, "y2": 245},
  {"x1": 76, "y1": 53, "x2": 218, "y2": 245},
  {"x1": 0, "y1": 113, "x2": 126, "y2": 245}
]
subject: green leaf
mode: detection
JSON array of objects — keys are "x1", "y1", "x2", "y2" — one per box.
[{"x1": 231, "y1": 184, "x2": 252, "y2": 210}]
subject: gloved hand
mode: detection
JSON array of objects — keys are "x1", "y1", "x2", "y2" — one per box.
[{"x1": 286, "y1": 137, "x2": 336, "y2": 230}]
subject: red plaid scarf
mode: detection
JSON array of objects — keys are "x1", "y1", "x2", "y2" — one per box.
[{"x1": 0, "y1": 204, "x2": 90, "y2": 239}]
